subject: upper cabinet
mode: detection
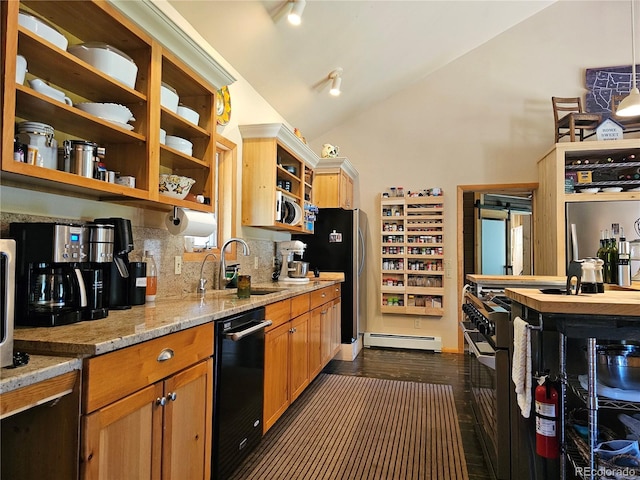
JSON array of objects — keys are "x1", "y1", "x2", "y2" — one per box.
[
  {"x1": 313, "y1": 157, "x2": 357, "y2": 209},
  {"x1": 534, "y1": 139, "x2": 640, "y2": 275},
  {"x1": 1, "y1": 0, "x2": 231, "y2": 213},
  {"x1": 239, "y1": 124, "x2": 319, "y2": 233}
]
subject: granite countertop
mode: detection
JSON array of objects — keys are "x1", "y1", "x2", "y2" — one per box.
[
  {"x1": 505, "y1": 288, "x2": 640, "y2": 316},
  {"x1": 13, "y1": 279, "x2": 341, "y2": 357},
  {"x1": 0, "y1": 355, "x2": 82, "y2": 395}
]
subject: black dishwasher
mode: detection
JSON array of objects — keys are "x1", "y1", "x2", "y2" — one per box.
[{"x1": 212, "y1": 306, "x2": 271, "y2": 480}]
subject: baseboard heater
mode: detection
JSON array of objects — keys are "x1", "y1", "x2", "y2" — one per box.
[{"x1": 363, "y1": 333, "x2": 442, "y2": 352}]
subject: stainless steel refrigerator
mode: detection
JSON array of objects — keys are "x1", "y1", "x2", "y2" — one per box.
[
  {"x1": 293, "y1": 208, "x2": 367, "y2": 345},
  {"x1": 566, "y1": 200, "x2": 640, "y2": 268}
]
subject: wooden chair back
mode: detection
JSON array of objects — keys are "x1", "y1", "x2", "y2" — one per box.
[{"x1": 552, "y1": 97, "x2": 583, "y2": 123}]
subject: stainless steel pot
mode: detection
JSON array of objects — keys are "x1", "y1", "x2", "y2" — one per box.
[
  {"x1": 288, "y1": 261, "x2": 309, "y2": 278},
  {"x1": 596, "y1": 344, "x2": 640, "y2": 390}
]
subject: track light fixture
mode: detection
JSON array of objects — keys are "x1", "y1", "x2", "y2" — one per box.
[
  {"x1": 287, "y1": 0, "x2": 306, "y2": 26},
  {"x1": 329, "y1": 68, "x2": 343, "y2": 96},
  {"x1": 617, "y1": 0, "x2": 640, "y2": 117}
]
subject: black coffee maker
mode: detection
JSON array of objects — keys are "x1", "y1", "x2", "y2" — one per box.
[
  {"x1": 94, "y1": 218, "x2": 133, "y2": 309},
  {"x1": 11, "y1": 222, "x2": 89, "y2": 327}
]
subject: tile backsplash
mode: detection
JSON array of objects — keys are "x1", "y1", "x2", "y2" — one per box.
[{"x1": 1, "y1": 212, "x2": 278, "y2": 300}]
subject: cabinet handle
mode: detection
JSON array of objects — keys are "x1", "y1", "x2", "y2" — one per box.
[
  {"x1": 157, "y1": 348, "x2": 174, "y2": 362},
  {"x1": 167, "y1": 392, "x2": 177, "y2": 402},
  {"x1": 321, "y1": 293, "x2": 326, "y2": 298},
  {"x1": 289, "y1": 327, "x2": 297, "y2": 334},
  {"x1": 156, "y1": 397, "x2": 167, "y2": 406},
  {"x1": 321, "y1": 309, "x2": 328, "y2": 315}
]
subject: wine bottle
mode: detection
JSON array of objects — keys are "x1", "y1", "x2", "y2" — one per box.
[
  {"x1": 596, "y1": 230, "x2": 606, "y2": 260},
  {"x1": 607, "y1": 233, "x2": 619, "y2": 285},
  {"x1": 600, "y1": 229, "x2": 611, "y2": 283}
]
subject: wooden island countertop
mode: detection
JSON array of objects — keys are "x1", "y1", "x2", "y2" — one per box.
[{"x1": 505, "y1": 288, "x2": 640, "y2": 317}]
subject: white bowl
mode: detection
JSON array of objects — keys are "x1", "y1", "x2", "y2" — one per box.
[
  {"x1": 18, "y1": 11, "x2": 68, "y2": 51},
  {"x1": 159, "y1": 174, "x2": 195, "y2": 200},
  {"x1": 601, "y1": 187, "x2": 623, "y2": 193},
  {"x1": 16, "y1": 55, "x2": 27, "y2": 84},
  {"x1": 159, "y1": 128, "x2": 166, "y2": 145},
  {"x1": 165, "y1": 135, "x2": 193, "y2": 156},
  {"x1": 579, "y1": 187, "x2": 600, "y2": 194},
  {"x1": 68, "y1": 43, "x2": 137, "y2": 89},
  {"x1": 177, "y1": 105, "x2": 200, "y2": 126},
  {"x1": 76, "y1": 102, "x2": 135, "y2": 124},
  {"x1": 161, "y1": 83, "x2": 179, "y2": 113}
]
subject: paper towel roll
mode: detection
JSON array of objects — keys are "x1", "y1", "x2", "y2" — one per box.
[{"x1": 166, "y1": 208, "x2": 216, "y2": 237}]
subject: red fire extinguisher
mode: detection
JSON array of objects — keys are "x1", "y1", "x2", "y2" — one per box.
[{"x1": 535, "y1": 376, "x2": 559, "y2": 459}]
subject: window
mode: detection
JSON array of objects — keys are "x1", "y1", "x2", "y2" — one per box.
[{"x1": 183, "y1": 135, "x2": 237, "y2": 261}]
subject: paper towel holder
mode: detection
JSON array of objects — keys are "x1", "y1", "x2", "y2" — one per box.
[{"x1": 169, "y1": 206, "x2": 181, "y2": 226}]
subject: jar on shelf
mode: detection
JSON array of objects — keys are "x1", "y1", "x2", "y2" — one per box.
[{"x1": 15, "y1": 121, "x2": 58, "y2": 170}]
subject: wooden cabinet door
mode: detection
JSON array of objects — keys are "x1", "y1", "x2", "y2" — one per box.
[
  {"x1": 320, "y1": 303, "x2": 333, "y2": 367},
  {"x1": 162, "y1": 359, "x2": 213, "y2": 480},
  {"x1": 81, "y1": 383, "x2": 163, "y2": 480},
  {"x1": 289, "y1": 313, "x2": 310, "y2": 402},
  {"x1": 340, "y1": 170, "x2": 354, "y2": 209},
  {"x1": 313, "y1": 173, "x2": 340, "y2": 208},
  {"x1": 331, "y1": 298, "x2": 342, "y2": 358},
  {"x1": 263, "y1": 322, "x2": 291, "y2": 433},
  {"x1": 308, "y1": 305, "x2": 323, "y2": 380}
]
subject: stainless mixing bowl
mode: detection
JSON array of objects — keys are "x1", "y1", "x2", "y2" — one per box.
[
  {"x1": 597, "y1": 344, "x2": 640, "y2": 391},
  {"x1": 288, "y1": 261, "x2": 309, "y2": 278}
]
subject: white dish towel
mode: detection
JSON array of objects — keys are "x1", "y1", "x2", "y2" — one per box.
[{"x1": 512, "y1": 316, "x2": 532, "y2": 418}]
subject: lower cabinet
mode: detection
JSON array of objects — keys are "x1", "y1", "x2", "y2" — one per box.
[
  {"x1": 263, "y1": 285, "x2": 342, "y2": 434},
  {"x1": 263, "y1": 304, "x2": 310, "y2": 433},
  {"x1": 1, "y1": 370, "x2": 81, "y2": 480},
  {"x1": 80, "y1": 324, "x2": 214, "y2": 480},
  {"x1": 331, "y1": 297, "x2": 342, "y2": 357}
]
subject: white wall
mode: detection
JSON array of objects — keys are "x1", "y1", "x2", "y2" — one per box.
[{"x1": 310, "y1": 0, "x2": 637, "y2": 351}]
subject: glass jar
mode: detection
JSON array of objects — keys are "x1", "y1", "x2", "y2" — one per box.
[{"x1": 15, "y1": 121, "x2": 57, "y2": 169}]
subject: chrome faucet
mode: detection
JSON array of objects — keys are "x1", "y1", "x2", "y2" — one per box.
[
  {"x1": 219, "y1": 238, "x2": 251, "y2": 289},
  {"x1": 197, "y1": 253, "x2": 217, "y2": 295}
]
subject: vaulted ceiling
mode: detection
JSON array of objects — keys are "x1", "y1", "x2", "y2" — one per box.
[{"x1": 169, "y1": 0, "x2": 556, "y2": 140}]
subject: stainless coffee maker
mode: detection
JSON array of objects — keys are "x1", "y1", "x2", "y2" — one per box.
[
  {"x1": 10, "y1": 222, "x2": 89, "y2": 327},
  {"x1": 94, "y1": 217, "x2": 134, "y2": 309},
  {"x1": 82, "y1": 223, "x2": 114, "y2": 320}
]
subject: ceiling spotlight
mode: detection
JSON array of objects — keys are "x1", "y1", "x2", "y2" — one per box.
[
  {"x1": 617, "y1": 0, "x2": 640, "y2": 116},
  {"x1": 329, "y1": 69, "x2": 343, "y2": 96},
  {"x1": 287, "y1": 0, "x2": 306, "y2": 26}
]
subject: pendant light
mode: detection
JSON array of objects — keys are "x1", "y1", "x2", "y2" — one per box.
[{"x1": 617, "y1": 0, "x2": 640, "y2": 117}]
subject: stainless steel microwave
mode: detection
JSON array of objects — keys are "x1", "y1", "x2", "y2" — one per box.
[{"x1": 1, "y1": 239, "x2": 16, "y2": 368}]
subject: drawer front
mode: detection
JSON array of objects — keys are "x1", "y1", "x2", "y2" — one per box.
[
  {"x1": 291, "y1": 293, "x2": 310, "y2": 318},
  {"x1": 83, "y1": 323, "x2": 213, "y2": 413},
  {"x1": 265, "y1": 299, "x2": 291, "y2": 331},
  {"x1": 330, "y1": 283, "x2": 341, "y2": 299},
  {"x1": 310, "y1": 286, "x2": 333, "y2": 310}
]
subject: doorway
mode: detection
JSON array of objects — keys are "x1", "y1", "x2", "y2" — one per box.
[{"x1": 456, "y1": 183, "x2": 538, "y2": 351}]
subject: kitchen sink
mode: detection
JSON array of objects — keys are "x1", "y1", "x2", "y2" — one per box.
[
  {"x1": 248, "y1": 289, "x2": 282, "y2": 295},
  {"x1": 217, "y1": 288, "x2": 284, "y2": 297}
]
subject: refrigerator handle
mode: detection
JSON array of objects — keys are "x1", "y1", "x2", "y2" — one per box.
[{"x1": 358, "y1": 228, "x2": 365, "y2": 276}]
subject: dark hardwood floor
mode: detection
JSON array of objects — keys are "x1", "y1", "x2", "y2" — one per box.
[{"x1": 324, "y1": 347, "x2": 493, "y2": 480}]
